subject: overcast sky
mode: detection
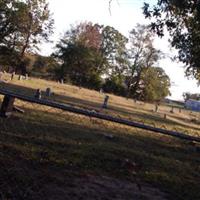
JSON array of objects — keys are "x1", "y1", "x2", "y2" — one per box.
[{"x1": 41, "y1": 0, "x2": 200, "y2": 100}]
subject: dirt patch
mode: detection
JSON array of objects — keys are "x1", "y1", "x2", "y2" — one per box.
[
  {"x1": 0, "y1": 159, "x2": 169, "y2": 200},
  {"x1": 0, "y1": 144, "x2": 169, "y2": 200},
  {"x1": 41, "y1": 175, "x2": 168, "y2": 200}
]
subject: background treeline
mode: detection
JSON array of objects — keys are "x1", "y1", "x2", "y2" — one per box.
[{"x1": 0, "y1": 0, "x2": 171, "y2": 102}]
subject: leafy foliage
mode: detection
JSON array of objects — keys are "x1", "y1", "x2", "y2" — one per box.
[
  {"x1": 0, "y1": 0, "x2": 54, "y2": 73},
  {"x1": 0, "y1": 3, "x2": 171, "y2": 102},
  {"x1": 183, "y1": 92, "x2": 200, "y2": 101},
  {"x1": 54, "y1": 24, "x2": 102, "y2": 89},
  {"x1": 126, "y1": 24, "x2": 163, "y2": 98},
  {"x1": 54, "y1": 22, "x2": 128, "y2": 90},
  {"x1": 143, "y1": 0, "x2": 200, "y2": 80},
  {"x1": 54, "y1": 22, "x2": 170, "y2": 101},
  {"x1": 103, "y1": 76, "x2": 127, "y2": 96},
  {"x1": 140, "y1": 67, "x2": 171, "y2": 101}
]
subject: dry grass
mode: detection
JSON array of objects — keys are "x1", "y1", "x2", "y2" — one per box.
[
  {"x1": 0, "y1": 73, "x2": 200, "y2": 199},
  {"x1": 1, "y1": 72, "x2": 200, "y2": 137}
]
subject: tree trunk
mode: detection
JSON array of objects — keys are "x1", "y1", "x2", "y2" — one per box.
[
  {"x1": 131, "y1": 70, "x2": 142, "y2": 98},
  {"x1": 20, "y1": 31, "x2": 31, "y2": 59},
  {"x1": 18, "y1": 14, "x2": 33, "y2": 75}
]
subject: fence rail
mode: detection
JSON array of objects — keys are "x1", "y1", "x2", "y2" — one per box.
[{"x1": 0, "y1": 87, "x2": 200, "y2": 143}]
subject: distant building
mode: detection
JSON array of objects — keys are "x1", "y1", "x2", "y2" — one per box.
[
  {"x1": 185, "y1": 99, "x2": 200, "y2": 112},
  {"x1": 164, "y1": 98, "x2": 184, "y2": 106}
]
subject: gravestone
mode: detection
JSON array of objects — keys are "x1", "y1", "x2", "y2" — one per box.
[
  {"x1": 155, "y1": 104, "x2": 159, "y2": 112},
  {"x1": 102, "y1": 95, "x2": 109, "y2": 109},
  {"x1": 45, "y1": 88, "x2": 51, "y2": 97},
  {"x1": 60, "y1": 79, "x2": 64, "y2": 84},
  {"x1": 35, "y1": 89, "x2": 42, "y2": 99},
  {"x1": 11, "y1": 72, "x2": 15, "y2": 80},
  {"x1": 100, "y1": 88, "x2": 104, "y2": 94},
  {"x1": 25, "y1": 73, "x2": 28, "y2": 80},
  {"x1": 18, "y1": 75, "x2": 22, "y2": 81}
]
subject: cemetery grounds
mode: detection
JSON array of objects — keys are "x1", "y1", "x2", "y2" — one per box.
[{"x1": 0, "y1": 73, "x2": 200, "y2": 199}]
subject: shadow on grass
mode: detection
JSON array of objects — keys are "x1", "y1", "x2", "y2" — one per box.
[
  {"x1": 0, "y1": 82, "x2": 194, "y2": 131},
  {"x1": 0, "y1": 107, "x2": 200, "y2": 200}
]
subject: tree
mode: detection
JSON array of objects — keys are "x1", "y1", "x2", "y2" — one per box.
[
  {"x1": 0, "y1": 0, "x2": 54, "y2": 74},
  {"x1": 101, "y1": 26, "x2": 128, "y2": 72},
  {"x1": 17, "y1": 0, "x2": 53, "y2": 58},
  {"x1": 54, "y1": 22, "x2": 128, "y2": 89},
  {"x1": 0, "y1": 0, "x2": 16, "y2": 44},
  {"x1": 54, "y1": 22, "x2": 104, "y2": 89},
  {"x1": 143, "y1": 0, "x2": 200, "y2": 80},
  {"x1": 32, "y1": 55, "x2": 58, "y2": 73},
  {"x1": 126, "y1": 24, "x2": 162, "y2": 98},
  {"x1": 103, "y1": 76, "x2": 127, "y2": 96},
  {"x1": 0, "y1": 0, "x2": 21, "y2": 67},
  {"x1": 102, "y1": 26, "x2": 129, "y2": 83},
  {"x1": 183, "y1": 92, "x2": 200, "y2": 101},
  {"x1": 139, "y1": 67, "x2": 171, "y2": 102}
]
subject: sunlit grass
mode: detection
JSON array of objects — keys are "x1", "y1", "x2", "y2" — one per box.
[
  {"x1": 0, "y1": 73, "x2": 200, "y2": 199},
  {"x1": 1, "y1": 72, "x2": 200, "y2": 137}
]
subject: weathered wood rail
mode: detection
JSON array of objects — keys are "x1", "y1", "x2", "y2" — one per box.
[{"x1": 0, "y1": 88, "x2": 199, "y2": 143}]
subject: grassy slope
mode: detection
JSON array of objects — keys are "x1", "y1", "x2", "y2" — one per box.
[
  {"x1": 0, "y1": 74, "x2": 200, "y2": 199},
  {"x1": 1, "y1": 74, "x2": 200, "y2": 135}
]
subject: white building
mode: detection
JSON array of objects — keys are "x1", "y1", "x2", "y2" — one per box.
[{"x1": 185, "y1": 99, "x2": 200, "y2": 112}]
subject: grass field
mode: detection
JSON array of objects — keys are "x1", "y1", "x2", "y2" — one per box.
[{"x1": 0, "y1": 73, "x2": 200, "y2": 199}]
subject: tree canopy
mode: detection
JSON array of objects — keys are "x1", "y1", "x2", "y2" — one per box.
[
  {"x1": 0, "y1": 1, "x2": 172, "y2": 102},
  {"x1": 143, "y1": 0, "x2": 200, "y2": 80},
  {"x1": 54, "y1": 22, "x2": 170, "y2": 101},
  {"x1": 54, "y1": 22, "x2": 128, "y2": 89},
  {"x1": 125, "y1": 24, "x2": 162, "y2": 98},
  {"x1": 0, "y1": 0, "x2": 54, "y2": 73},
  {"x1": 183, "y1": 92, "x2": 200, "y2": 101},
  {"x1": 140, "y1": 67, "x2": 171, "y2": 101}
]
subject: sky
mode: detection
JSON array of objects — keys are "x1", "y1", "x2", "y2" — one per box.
[{"x1": 41, "y1": 0, "x2": 200, "y2": 100}]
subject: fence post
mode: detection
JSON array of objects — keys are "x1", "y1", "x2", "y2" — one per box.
[{"x1": 0, "y1": 95, "x2": 15, "y2": 117}]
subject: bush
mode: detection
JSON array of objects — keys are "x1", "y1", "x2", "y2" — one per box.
[{"x1": 103, "y1": 76, "x2": 127, "y2": 96}]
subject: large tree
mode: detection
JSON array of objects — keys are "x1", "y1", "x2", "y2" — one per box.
[
  {"x1": 101, "y1": 26, "x2": 128, "y2": 69},
  {"x1": 55, "y1": 22, "x2": 128, "y2": 89},
  {"x1": 54, "y1": 22, "x2": 104, "y2": 88},
  {"x1": 126, "y1": 24, "x2": 162, "y2": 98},
  {"x1": 143, "y1": 0, "x2": 200, "y2": 80},
  {"x1": 0, "y1": 0, "x2": 21, "y2": 66},
  {"x1": 140, "y1": 67, "x2": 171, "y2": 101},
  {"x1": 16, "y1": 0, "x2": 54, "y2": 59},
  {"x1": 0, "y1": 0, "x2": 16, "y2": 44},
  {"x1": 0, "y1": 0, "x2": 54, "y2": 73}
]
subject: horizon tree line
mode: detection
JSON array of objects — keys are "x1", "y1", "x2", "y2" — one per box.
[{"x1": 2, "y1": 0, "x2": 200, "y2": 102}]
